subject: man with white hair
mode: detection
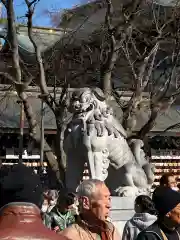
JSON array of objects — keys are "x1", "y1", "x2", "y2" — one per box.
[{"x1": 61, "y1": 179, "x2": 120, "y2": 240}]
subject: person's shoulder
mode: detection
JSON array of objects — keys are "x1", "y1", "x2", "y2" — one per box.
[
  {"x1": 136, "y1": 223, "x2": 162, "y2": 240},
  {"x1": 54, "y1": 233, "x2": 70, "y2": 240},
  {"x1": 123, "y1": 219, "x2": 133, "y2": 229},
  {"x1": 136, "y1": 231, "x2": 160, "y2": 240},
  {"x1": 50, "y1": 207, "x2": 57, "y2": 214},
  {"x1": 41, "y1": 225, "x2": 70, "y2": 240},
  {"x1": 136, "y1": 231, "x2": 152, "y2": 240},
  {"x1": 61, "y1": 224, "x2": 79, "y2": 239},
  {"x1": 47, "y1": 230, "x2": 69, "y2": 240},
  {"x1": 105, "y1": 221, "x2": 121, "y2": 240},
  {"x1": 177, "y1": 225, "x2": 180, "y2": 233},
  {"x1": 37, "y1": 224, "x2": 68, "y2": 240},
  {"x1": 106, "y1": 220, "x2": 114, "y2": 230}
]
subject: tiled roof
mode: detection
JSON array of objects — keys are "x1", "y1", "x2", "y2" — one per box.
[
  {"x1": 0, "y1": 24, "x2": 66, "y2": 63},
  {"x1": 0, "y1": 95, "x2": 56, "y2": 129}
]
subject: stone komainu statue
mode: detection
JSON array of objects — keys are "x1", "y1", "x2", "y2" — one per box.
[{"x1": 63, "y1": 88, "x2": 154, "y2": 196}]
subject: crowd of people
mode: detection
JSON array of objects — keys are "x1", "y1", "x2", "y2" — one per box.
[
  {"x1": 0, "y1": 163, "x2": 179, "y2": 240},
  {"x1": 123, "y1": 173, "x2": 180, "y2": 240}
]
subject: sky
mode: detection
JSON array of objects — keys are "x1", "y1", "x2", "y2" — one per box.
[{"x1": 13, "y1": 0, "x2": 81, "y2": 27}]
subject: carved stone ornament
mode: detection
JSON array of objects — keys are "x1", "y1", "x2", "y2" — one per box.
[{"x1": 63, "y1": 88, "x2": 154, "y2": 196}]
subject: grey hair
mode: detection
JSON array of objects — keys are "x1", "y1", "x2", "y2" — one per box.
[{"x1": 76, "y1": 179, "x2": 103, "y2": 199}]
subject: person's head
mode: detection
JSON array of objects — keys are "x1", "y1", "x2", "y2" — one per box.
[
  {"x1": 134, "y1": 195, "x2": 157, "y2": 215},
  {"x1": 160, "y1": 173, "x2": 177, "y2": 190},
  {"x1": 153, "y1": 186, "x2": 180, "y2": 228},
  {"x1": 66, "y1": 192, "x2": 79, "y2": 214},
  {"x1": 41, "y1": 198, "x2": 49, "y2": 213},
  {"x1": 0, "y1": 163, "x2": 43, "y2": 209},
  {"x1": 77, "y1": 179, "x2": 111, "y2": 221},
  {"x1": 46, "y1": 189, "x2": 59, "y2": 206},
  {"x1": 56, "y1": 192, "x2": 75, "y2": 213}
]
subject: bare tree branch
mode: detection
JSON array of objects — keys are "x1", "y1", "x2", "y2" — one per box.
[
  {"x1": 25, "y1": 0, "x2": 56, "y2": 109},
  {"x1": 100, "y1": 0, "x2": 124, "y2": 96},
  {"x1": 6, "y1": 0, "x2": 21, "y2": 83},
  {"x1": 163, "y1": 122, "x2": 180, "y2": 132},
  {"x1": 1, "y1": 0, "x2": 7, "y2": 8}
]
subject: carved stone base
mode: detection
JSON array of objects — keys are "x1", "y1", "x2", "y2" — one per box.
[
  {"x1": 110, "y1": 196, "x2": 135, "y2": 236},
  {"x1": 115, "y1": 186, "x2": 151, "y2": 197}
]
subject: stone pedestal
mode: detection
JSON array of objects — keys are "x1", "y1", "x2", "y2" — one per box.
[{"x1": 110, "y1": 197, "x2": 135, "y2": 236}]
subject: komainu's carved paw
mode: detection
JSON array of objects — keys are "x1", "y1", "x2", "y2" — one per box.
[{"x1": 115, "y1": 186, "x2": 151, "y2": 197}]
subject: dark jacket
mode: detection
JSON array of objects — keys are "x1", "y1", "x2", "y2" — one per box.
[
  {"x1": 136, "y1": 222, "x2": 164, "y2": 240},
  {"x1": 136, "y1": 221, "x2": 180, "y2": 240},
  {"x1": 0, "y1": 202, "x2": 69, "y2": 240},
  {"x1": 122, "y1": 213, "x2": 157, "y2": 240}
]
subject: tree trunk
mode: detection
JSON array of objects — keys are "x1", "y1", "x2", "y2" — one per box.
[
  {"x1": 100, "y1": 50, "x2": 118, "y2": 98},
  {"x1": 55, "y1": 122, "x2": 66, "y2": 184},
  {"x1": 122, "y1": 91, "x2": 142, "y2": 131},
  {"x1": 137, "y1": 107, "x2": 159, "y2": 140},
  {"x1": 101, "y1": 71, "x2": 112, "y2": 98},
  {"x1": 54, "y1": 110, "x2": 67, "y2": 185},
  {"x1": 18, "y1": 91, "x2": 62, "y2": 183}
]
